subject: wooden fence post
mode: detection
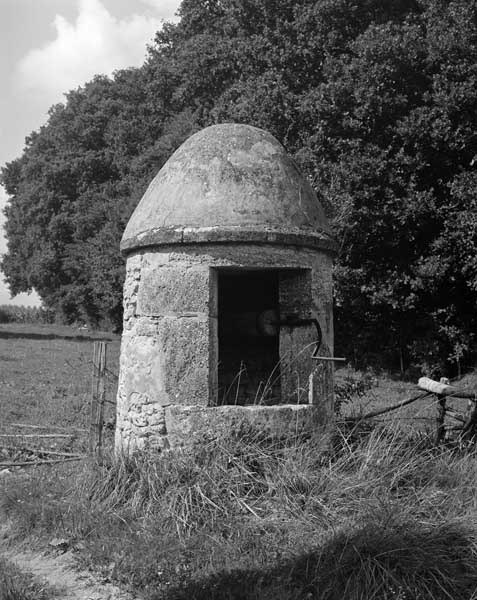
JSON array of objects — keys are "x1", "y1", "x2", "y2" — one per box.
[
  {"x1": 435, "y1": 377, "x2": 449, "y2": 445},
  {"x1": 309, "y1": 340, "x2": 339, "y2": 413},
  {"x1": 308, "y1": 361, "x2": 334, "y2": 408},
  {"x1": 461, "y1": 395, "x2": 477, "y2": 443},
  {"x1": 90, "y1": 341, "x2": 107, "y2": 460}
]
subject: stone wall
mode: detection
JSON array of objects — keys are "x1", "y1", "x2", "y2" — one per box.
[{"x1": 115, "y1": 243, "x2": 334, "y2": 454}]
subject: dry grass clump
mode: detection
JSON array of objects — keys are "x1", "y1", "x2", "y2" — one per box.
[{"x1": 1, "y1": 423, "x2": 477, "y2": 599}]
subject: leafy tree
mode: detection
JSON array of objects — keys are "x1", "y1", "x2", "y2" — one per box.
[{"x1": 1, "y1": 68, "x2": 180, "y2": 328}]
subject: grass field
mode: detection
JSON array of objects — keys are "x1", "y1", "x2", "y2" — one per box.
[
  {"x1": 1, "y1": 324, "x2": 477, "y2": 599},
  {"x1": 0, "y1": 323, "x2": 120, "y2": 455}
]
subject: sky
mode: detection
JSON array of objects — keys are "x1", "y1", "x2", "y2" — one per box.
[{"x1": 0, "y1": 0, "x2": 181, "y2": 306}]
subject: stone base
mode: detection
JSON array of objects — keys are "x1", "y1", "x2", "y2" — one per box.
[{"x1": 116, "y1": 404, "x2": 332, "y2": 455}]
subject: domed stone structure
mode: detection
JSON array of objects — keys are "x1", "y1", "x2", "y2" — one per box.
[{"x1": 116, "y1": 123, "x2": 338, "y2": 453}]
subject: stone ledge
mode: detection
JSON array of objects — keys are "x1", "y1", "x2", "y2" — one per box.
[
  {"x1": 121, "y1": 226, "x2": 339, "y2": 255},
  {"x1": 164, "y1": 404, "x2": 331, "y2": 449}
]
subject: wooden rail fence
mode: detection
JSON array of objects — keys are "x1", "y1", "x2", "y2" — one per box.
[
  {"x1": 346, "y1": 376, "x2": 477, "y2": 444},
  {"x1": 418, "y1": 377, "x2": 477, "y2": 443}
]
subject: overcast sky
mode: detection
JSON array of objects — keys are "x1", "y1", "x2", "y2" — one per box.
[{"x1": 0, "y1": 0, "x2": 181, "y2": 306}]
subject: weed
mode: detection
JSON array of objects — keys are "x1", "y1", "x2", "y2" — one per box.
[{"x1": 334, "y1": 369, "x2": 376, "y2": 416}]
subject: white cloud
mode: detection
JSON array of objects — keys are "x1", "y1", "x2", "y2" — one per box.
[
  {"x1": 141, "y1": 0, "x2": 181, "y2": 19},
  {"x1": 15, "y1": 0, "x2": 167, "y2": 104},
  {"x1": 5, "y1": 0, "x2": 182, "y2": 307}
]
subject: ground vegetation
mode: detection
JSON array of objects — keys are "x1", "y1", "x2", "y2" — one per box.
[
  {"x1": 0, "y1": 305, "x2": 55, "y2": 325},
  {"x1": 1, "y1": 326, "x2": 477, "y2": 599},
  {"x1": 2, "y1": 426, "x2": 477, "y2": 600}
]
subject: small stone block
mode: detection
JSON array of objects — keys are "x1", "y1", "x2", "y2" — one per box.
[{"x1": 137, "y1": 265, "x2": 211, "y2": 316}]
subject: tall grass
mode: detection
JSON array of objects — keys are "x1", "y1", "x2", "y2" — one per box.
[{"x1": 1, "y1": 423, "x2": 477, "y2": 599}]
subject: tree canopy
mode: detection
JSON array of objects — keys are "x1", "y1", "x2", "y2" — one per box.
[{"x1": 2, "y1": 0, "x2": 477, "y2": 373}]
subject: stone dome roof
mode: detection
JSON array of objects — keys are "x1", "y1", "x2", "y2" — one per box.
[{"x1": 121, "y1": 123, "x2": 337, "y2": 253}]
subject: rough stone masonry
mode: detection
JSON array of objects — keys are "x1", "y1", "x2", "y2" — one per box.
[{"x1": 115, "y1": 123, "x2": 338, "y2": 454}]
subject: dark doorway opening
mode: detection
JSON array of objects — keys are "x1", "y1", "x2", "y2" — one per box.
[{"x1": 217, "y1": 270, "x2": 281, "y2": 405}]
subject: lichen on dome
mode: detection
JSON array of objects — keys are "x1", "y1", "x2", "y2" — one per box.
[{"x1": 121, "y1": 123, "x2": 337, "y2": 253}]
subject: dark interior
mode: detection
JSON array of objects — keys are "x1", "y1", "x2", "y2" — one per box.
[{"x1": 217, "y1": 270, "x2": 281, "y2": 405}]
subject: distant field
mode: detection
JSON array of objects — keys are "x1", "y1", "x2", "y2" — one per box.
[
  {"x1": 0, "y1": 324, "x2": 120, "y2": 454},
  {"x1": 0, "y1": 322, "x2": 118, "y2": 341}
]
